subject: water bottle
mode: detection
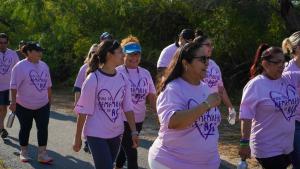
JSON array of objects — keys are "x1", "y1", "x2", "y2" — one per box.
[
  {"x1": 228, "y1": 108, "x2": 236, "y2": 125},
  {"x1": 6, "y1": 112, "x2": 15, "y2": 128},
  {"x1": 237, "y1": 159, "x2": 248, "y2": 169}
]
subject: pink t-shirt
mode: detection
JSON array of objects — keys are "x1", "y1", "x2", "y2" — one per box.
[
  {"x1": 10, "y1": 59, "x2": 52, "y2": 110},
  {"x1": 239, "y1": 72, "x2": 300, "y2": 158},
  {"x1": 284, "y1": 58, "x2": 300, "y2": 121},
  {"x1": 203, "y1": 59, "x2": 224, "y2": 93},
  {"x1": 157, "y1": 43, "x2": 178, "y2": 68},
  {"x1": 149, "y1": 78, "x2": 221, "y2": 169},
  {"x1": 74, "y1": 63, "x2": 88, "y2": 90},
  {"x1": 116, "y1": 65, "x2": 156, "y2": 122},
  {"x1": 0, "y1": 48, "x2": 19, "y2": 91},
  {"x1": 74, "y1": 70, "x2": 133, "y2": 139}
]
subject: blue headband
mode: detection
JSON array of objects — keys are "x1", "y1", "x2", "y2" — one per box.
[{"x1": 123, "y1": 43, "x2": 142, "y2": 54}]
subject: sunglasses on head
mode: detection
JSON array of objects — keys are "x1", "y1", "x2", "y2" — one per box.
[
  {"x1": 108, "y1": 40, "x2": 120, "y2": 52},
  {"x1": 192, "y1": 55, "x2": 209, "y2": 63}
]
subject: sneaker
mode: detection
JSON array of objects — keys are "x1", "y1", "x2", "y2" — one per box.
[
  {"x1": 83, "y1": 141, "x2": 90, "y2": 153},
  {"x1": 20, "y1": 149, "x2": 31, "y2": 163},
  {"x1": 38, "y1": 150, "x2": 53, "y2": 164},
  {"x1": 0, "y1": 128, "x2": 8, "y2": 139}
]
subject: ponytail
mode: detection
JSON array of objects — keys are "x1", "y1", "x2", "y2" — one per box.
[
  {"x1": 282, "y1": 38, "x2": 293, "y2": 55},
  {"x1": 86, "y1": 40, "x2": 120, "y2": 76},
  {"x1": 249, "y1": 43, "x2": 269, "y2": 79}
]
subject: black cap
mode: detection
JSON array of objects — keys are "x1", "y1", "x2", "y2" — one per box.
[{"x1": 179, "y1": 29, "x2": 194, "y2": 40}]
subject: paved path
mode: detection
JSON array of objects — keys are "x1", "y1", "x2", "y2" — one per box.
[{"x1": 0, "y1": 110, "x2": 235, "y2": 169}]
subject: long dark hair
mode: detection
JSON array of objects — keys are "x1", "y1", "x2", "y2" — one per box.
[
  {"x1": 86, "y1": 40, "x2": 120, "y2": 76},
  {"x1": 250, "y1": 44, "x2": 270, "y2": 79},
  {"x1": 156, "y1": 42, "x2": 202, "y2": 95}
]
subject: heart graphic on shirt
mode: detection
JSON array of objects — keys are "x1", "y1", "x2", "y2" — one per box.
[
  {"x1": 269, "y1": 84, "x2": 299, "y2": 121},
  {"x1": 97, "y1": 87, "x2": 125, "y2": 123},
  {"x1": 188, "y1": 99, "x2": 221, "y2": 140},
  {"x1": 29, "y1": 70, "x2": 48, "y2": 92},
  {"x1": 0, "y1": 55, "x2": 12, "y2": 75},
  {"x1": 129, "y1": 77, "x2": 148, "y2": 104},
  {"x1": 204, "y1": 67, "x2": 220, "y2": 88}
]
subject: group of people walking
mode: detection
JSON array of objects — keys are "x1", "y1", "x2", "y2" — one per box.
[{"x1": 0, "y1": 29, "x2": 299, "y2": 169}]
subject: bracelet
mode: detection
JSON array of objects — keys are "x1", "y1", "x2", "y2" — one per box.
[
  {"x1": 240, "y1": 139, "x2": 250, "y2": 147},
  {"x1": 202, "y1": 101, "x2": 211, "y2": 109},
  {"x1": 131, "y1": 131, "x2": 139, "y2": 136},
  {"x1": 240, "y1": 142, "x2": 250, "y2": 147},
  {"x1": 240, "y1": 139, "x2": 249, "y2": 143}
]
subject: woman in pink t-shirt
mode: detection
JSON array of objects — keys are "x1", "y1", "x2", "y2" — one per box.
[
  {"x1": 194, "y1": 35, "x2": 237, "y2": 125},
  {"x1": 9, "y1": 42, "x2": 52, "y2": 164},
  {"x1": 282, "y1": 31, "x2": 300, "y2": 169},
  {"x1": 239, "y1": 44, "x2": 300, "y2": 169},
  {"x1": 73, "y1": 43, "x2": 98, "y2": 153},
  {"x1": 115, "y1": 35, "x2": 156, "y2": 169},
  {"x1": 73, "y1": 40, "x2": 139, "y2": 169},
  {"x1": 148, "y1": 42, "x2": 221, "y2": 169}
]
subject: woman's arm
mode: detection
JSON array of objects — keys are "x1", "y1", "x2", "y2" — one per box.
[
  {"x1": 168, "y1": 93, "x2": 221, "y2": 129},
  {"x1": 147, "y1": 93, "x2": 157, "y2": 113},
  {"x1": 9, "y1": 89, "x2": 17, "y2": 112},
  {"x1": 73, "y1": 114, "x2": 87, "y2": 152},
  {"x1": 48, "y1": 88, "x2": 52, "y2": 105},
  {"x1": 239, "y1": 119, "x2": 252, "y2": 159},
  {"x1": 124, "y1": 111, "x2": 139, "y2": 148}
]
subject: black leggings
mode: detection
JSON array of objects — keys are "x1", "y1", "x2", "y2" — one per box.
[
  {"x1": 115, "y1": 121, "x2": 143, "y2": 169},
  {"x1": 256, "y1": 153, "x2": 292, "y2": 169},
  {"x1": 15, "y1": 103, "x2": 50, "y2": 147}
]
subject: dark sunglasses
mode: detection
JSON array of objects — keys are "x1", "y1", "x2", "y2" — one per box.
[
  {"x1": 108, "y1": 40, "x2": 120, "y2": 52},
  {"x1": 192, "y1": 55, "x2": 209, "y2": 63}
]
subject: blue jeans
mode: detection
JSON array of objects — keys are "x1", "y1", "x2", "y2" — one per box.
[
  {"x1": 293, "y1": 121, "x2": 300, "y2": 169},
  {"x1": 87, "y1": 136, "x2": 121, "y2": 169}
]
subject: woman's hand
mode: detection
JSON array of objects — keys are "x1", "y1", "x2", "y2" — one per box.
[
  {"x1": 206, "y1": 93, "x2": 221, "y2": 108},
  {"x1": 9, "y1": 102, "x2": 16, "y2": 112},
  {"x1": 131, "y1": 135, "x2": 139, "y2": 148},
  {"x1": 239, "y1": 146, "x2": 251, "y2": 160},
  {"x1": 72, "y1": 137, "x2": 82, "y2": 152}
]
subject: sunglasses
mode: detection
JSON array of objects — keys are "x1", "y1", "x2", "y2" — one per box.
[
  {"x1": 192, "y1": 55, "x2": 209, "y2": 63},
  {"x1": 108, "y1": 40, "x2": 120, "y2": 52}
]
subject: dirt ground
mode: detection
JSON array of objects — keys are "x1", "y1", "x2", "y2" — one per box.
[{"x1": 51, "y1": 88, "x2": 263, "y2": 169}]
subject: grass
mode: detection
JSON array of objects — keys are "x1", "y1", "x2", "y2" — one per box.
[{"x1": 0, "y1": 160, "x2": 7, "y2": 169}]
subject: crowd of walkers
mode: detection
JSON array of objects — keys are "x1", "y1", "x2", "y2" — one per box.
[{"x1": 0, "y1": 29, "x2": 300, "y2": 169}]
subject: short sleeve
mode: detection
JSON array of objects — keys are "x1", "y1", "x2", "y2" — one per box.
[
  {"x1": 13, "y1": 52, "x2": 19, "y2": 66},
  {"x1": 74, "y1": 65, "x2": 87, "y2": 90},
  {"x1": 121, "y1": 74, "x2": 133, "y2": 113},
  {"x1": 74, "y1": 73, "x2": 97, "y2": 115},
  {"x1": 216, "y1": 66, "x2": 224, "y2": 87},
  {"x1": 157, "y1": 83, "x2": 186, "y2": 126},
  {"x1": 146, "y1": 71, "x2": 156, "y2": 94},
  {"x1": 10, "y1": 64, "x2": 22, "y2": 89},
  {"x1": 239, "y1": 81, "x2": 258, "y2": 119}
]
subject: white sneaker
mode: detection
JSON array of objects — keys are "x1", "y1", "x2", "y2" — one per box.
[
  {"x1": 38, "y1": 150, "x2": 53, "y2": 164},
  {"x1": 20, "y1": 149, "x2": 31, "y2": 162}
]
